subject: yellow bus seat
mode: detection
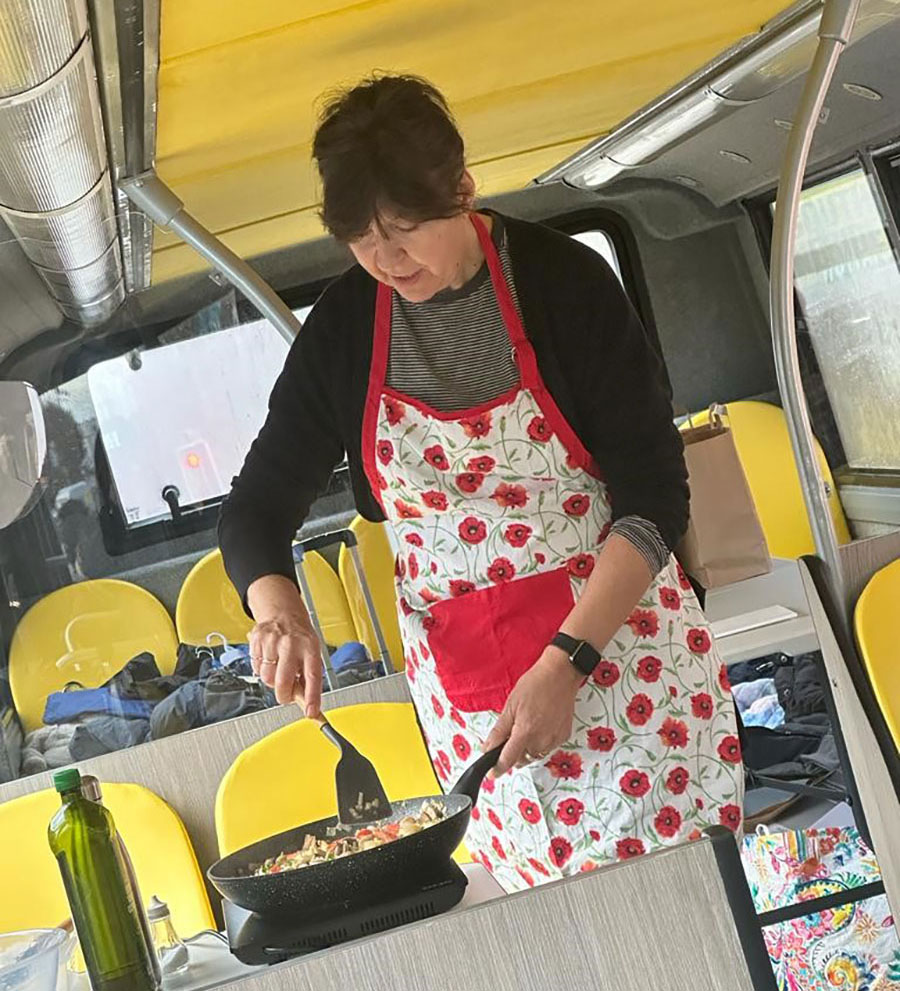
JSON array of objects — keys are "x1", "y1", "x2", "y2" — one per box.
[
  {"x1": 681, "y1": 401, "x2": 850, "y2": 560},
  {"x1": 176, "y1": 547, "x2": 357, "y2": 649},
  {"x1": 0, "y1": 782, "x2": 215, "y2": 937},
  {"x1": 9, "y1": 580, "x2": 179, "y2": 733},
  {"x1": 296, "y1": 547, "x2": 357, "y2": 649},
  {"x1": 854, "y1": 557, "x2": 900, "y2": 749},
  {"x1": 176, "y1": 548, "x2": 254, "y2": 645},
  {"x1": 338, "y1": 516, "x2": 404, "y2": 671},
  {"x1": 215, "y1": 701, "x2": 470, "y2": 864}
]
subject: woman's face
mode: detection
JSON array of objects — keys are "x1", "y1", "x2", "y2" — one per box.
[{"x1": 346, "y1": 179, "x2": 480, "y2": 302}]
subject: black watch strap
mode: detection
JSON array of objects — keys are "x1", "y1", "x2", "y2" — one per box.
[{"x1": 552, "y1": 632, "x2": 600, "y2": 677}]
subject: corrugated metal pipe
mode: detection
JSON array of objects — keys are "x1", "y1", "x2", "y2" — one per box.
[{"x1": 0, "y1": 0, "x2": 124, "y2": 325}]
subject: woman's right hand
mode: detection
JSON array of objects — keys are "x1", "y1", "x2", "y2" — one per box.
[{"x1": 247, "y1": 574, "x2": 324, "y2": 716}]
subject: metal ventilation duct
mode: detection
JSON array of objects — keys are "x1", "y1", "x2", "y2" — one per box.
[{"x1": 0, "y1": 0, "x2": 124, "y2": 325}]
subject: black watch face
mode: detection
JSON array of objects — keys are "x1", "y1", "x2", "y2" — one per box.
[{"x1": 571, "y1": 641, "x2": 598, "y2": 676}]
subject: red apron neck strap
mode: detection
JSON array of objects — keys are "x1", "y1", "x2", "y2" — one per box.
[
  {"x1": 469, "y1": 213, "x2": 529, "y2": 347},
  {"x1": 361, "y1": 281, "x2": 394, "y2": 512},
  {"x1": 372, "y1": 281, "x2": 393, "y2": 387}
]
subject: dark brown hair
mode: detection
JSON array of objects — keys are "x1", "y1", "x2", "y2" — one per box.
[{"x1": 312, "y1": 74, "x2": 467, "y2": 241}]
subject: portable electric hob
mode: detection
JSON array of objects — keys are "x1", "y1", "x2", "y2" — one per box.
[{"x1": 223, "y1": 860, "x2": 468, "y2": 966}]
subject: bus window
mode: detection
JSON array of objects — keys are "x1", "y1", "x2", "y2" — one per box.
[
  {"x1": 792, "y1": 169, "x2": 900, "y2": 471},
  {"x1": 570, "y1": 229, "x2": 624, "y2": 285},
  {"x1": 88, "y1": 319, "x2": 289, "y2": 526}
]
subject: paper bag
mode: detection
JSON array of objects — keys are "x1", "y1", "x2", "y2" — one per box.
[{"x1": 676, "y1": 406, "x2": 771, "y2": 589}]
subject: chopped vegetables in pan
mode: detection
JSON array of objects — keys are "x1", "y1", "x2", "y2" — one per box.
[
  {"x1": 253, "y1": 800, "x2": 446, "y2": 875},
  {"x1": 348, "y1": 791, "x2": 383, "y2": 821}
]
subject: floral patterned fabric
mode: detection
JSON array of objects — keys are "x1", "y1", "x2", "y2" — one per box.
[
  {"x1": 363, "y1": 213, "x2": 744, "y2": 892},
  {"x1": 742, "y1": 827, "x2": 900, "y2": 990}
]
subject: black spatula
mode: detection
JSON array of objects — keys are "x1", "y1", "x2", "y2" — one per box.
[{"x1": 311, "y1": 714, "x2": 393, "y2": 825}]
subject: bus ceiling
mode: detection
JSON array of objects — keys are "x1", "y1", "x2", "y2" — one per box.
[{"x1": 0, "y1": 0, "x2": 898, "y2": 350}]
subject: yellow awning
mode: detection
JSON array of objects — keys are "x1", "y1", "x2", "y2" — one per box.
[{"x1": 153, "y1": 0, "x2": 792, "y2": 283}]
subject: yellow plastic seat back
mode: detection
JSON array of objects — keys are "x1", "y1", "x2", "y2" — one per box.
[
  {"x1": 9, "y1": 580, "x2": 179, "y2": 733},
  {"x1": 681, "y1": 401, "x2": 850, "y2": 559},
  {"x1": 0, "y1": 782, "x2": 215, "y2": 937},
  {"x1": 215, "y1": 701, "x2": 470, "y2": 863},
  {"x1": 297, "y1": 548, "x2": 357, "y2": 649},
  {"x1": 338, "y1": 517, "x2": 404, "y2": 670},
  {"x1": 854, "y1": 557, "x2": 900, "y2": 748},
  {"x1": 176, "y1": 549, "x2": 254, "y2": 645},
  {"x1": 176, "y1": 547, "x2": 356, "y2": 649}
]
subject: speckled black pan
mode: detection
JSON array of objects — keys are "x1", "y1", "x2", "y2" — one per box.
[{"x1": 208, "y1": 745, "x2": 502, "y2": 917}]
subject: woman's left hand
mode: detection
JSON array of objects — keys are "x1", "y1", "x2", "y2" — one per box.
[{"x1": 482, "y1": 646, "x2": 584, "y2": 777}]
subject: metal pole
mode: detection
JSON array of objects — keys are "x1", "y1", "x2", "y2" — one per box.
[
  {"x1": 294, "y1": 555, "x2": 338, "y2": 693},
  {"x1": 119, "y1": 171, "x2": 301, "y2": 344},
  {"x1": 769, "y1": 0, "x2": 860, "y2": 611},
  {"x1": 348, "y1": 543, "x2": 396, "y2": 673}
]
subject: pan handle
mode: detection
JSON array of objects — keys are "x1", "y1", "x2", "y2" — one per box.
[{"x1": 449, "y1": 744, "x2": 504, "y2": 806}]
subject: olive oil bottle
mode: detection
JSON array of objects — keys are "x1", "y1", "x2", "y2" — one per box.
[{"x1": 48, "y1": 768, "x2": 160, "y2": 990}]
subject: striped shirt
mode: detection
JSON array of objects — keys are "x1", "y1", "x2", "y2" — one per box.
[{"x1": 385, "y1": 214, "x2": 669, "y2": 576}]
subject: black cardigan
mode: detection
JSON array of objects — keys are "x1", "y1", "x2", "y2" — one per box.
[{"x1": 218, "y1": 213, "x2": 689, "y2": 604}]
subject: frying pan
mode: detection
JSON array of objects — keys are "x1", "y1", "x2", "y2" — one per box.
[{"x1": 208, "y1": 744, "x2": 503, "y2": 917}]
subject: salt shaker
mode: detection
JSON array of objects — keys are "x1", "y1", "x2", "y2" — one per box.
[{"x1": 147, "y1": 895, "x2": 189, "y2": 977}]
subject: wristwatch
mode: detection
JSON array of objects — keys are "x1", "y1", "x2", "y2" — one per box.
[{"x1": 551, "y1": 632, "x2": 601, "y2": 678}]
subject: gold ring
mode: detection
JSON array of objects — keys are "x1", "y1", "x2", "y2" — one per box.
[{"x1": 261, "y1": 657, "x2": 278, "y2": 666}]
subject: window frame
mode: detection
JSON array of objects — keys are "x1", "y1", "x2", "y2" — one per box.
[
  {"x1": 28, "y1": 295, "x2": 326, "y2": 558},
  {"x1": 869, "y1": 140, "x2": 900, "y2": 267},
  {"x1": 88, "y1": 299, "x2": 340, "y2": 556}
]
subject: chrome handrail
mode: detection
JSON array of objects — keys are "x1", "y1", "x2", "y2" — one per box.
[{"x1": 769, "y1": 0, "x2": 860, "y2": 616}]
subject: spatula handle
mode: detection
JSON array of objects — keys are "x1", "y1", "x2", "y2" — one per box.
[{"x1": 309, "y1": 711, "x2": 348, "y2": 754}]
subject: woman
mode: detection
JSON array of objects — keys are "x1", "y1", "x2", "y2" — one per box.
[{"x1": 219, "y1": 74, "x2": 743, "y2": 891}]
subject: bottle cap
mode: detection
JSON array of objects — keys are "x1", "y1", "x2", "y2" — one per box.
[
  {"x1": 53, "y1": 768, "x2": 82, "y2": 793},
  {"x1": 147, "y1": 895, "x2": 170, "y2": 922}
]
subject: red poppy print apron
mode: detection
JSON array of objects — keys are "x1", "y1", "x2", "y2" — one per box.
[{"x1": 361, "y1": 214, "x2": 744, "y2": 892}]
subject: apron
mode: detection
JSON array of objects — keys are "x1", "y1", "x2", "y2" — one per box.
[{"x1": 361, "y1": 213, "x2": 744, "y2": 892}]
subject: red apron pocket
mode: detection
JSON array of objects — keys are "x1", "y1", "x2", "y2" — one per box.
[{"x1": 426, "y1": 568, "x2": 576, "y2": 713}]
